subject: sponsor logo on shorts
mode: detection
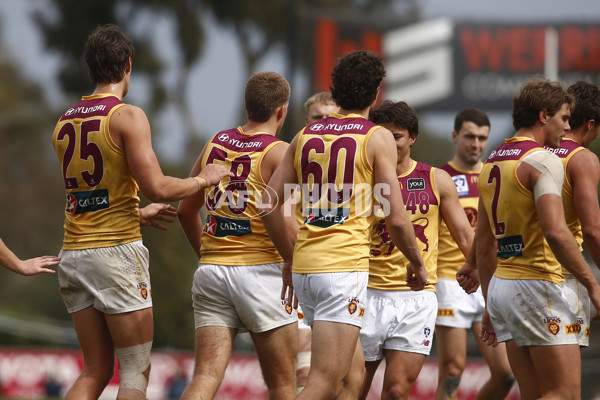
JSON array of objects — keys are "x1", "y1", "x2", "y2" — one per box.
[
  {"x1": 358, "y1": 306, "x2": 365, "y2": 318},
  {"x1": 422, "y1": 339, "x2": 431, "y2": 346},
  {"x1": 347, "y1": 297, "x2": 359, "y2": 315},
  {"x1": 138, "y1": 282, "x2": 149, "y2": 300},
  {"x1": 545, "y1": 316, "x2": 561, "y2": 335},
  {"x1": 204, "y1": 214, "x2": 252, "y2": 237},
  {"x1": 496, "y1": 235, "x2": 524, "y2": 258},
  {"x1": 66, "y1": 189, "x2": 109, "y2": 215},
  {"x1": 304, "y1": 207, "x2": 350, "y2": 228},
  {"x1": 437, "y1": 308, "x2": 454, "y2": 317},
  {"x1": 424, "y1": 327, "x2": 431, "y2": 337},
  {"x1": 585, "y1": 327, "x2": 590, "y2": 337},
  {"x1": 565, "y1": 323, "x2": 581, "y2": 335}
]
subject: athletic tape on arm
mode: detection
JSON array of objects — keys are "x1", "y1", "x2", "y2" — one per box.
[
  {"x1": 521, "y1": 150, "x2": 564, "y2": 202},
  {"x1": 116, "y1": 341, "x2": 152, "y2": 394}
]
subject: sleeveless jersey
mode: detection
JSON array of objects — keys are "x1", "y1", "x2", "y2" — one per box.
[
  {"x1": 437, "y1": 162, "x2": 480, "y2": 279},
  {"x1": 292, "y1": 113, "x2": 378, "y2": 273},
  {"x1": 545, "y1": 138, "x2": 586, "y2": 275},
  {"x1": 199, "y1": 127, "x2": 283, "y2": 266},
  {"x1": 369, "y1": 161, "x2": 440, "y2": 291},
  {"x1": 52, "y1": 94, "x2": 141, "y2": 250},
  {"x1": 479, "y1": 137, "x2": 563, "y2": 283}
]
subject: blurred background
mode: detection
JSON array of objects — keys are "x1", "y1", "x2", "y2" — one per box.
[{"x1": 0, "y1": 0, "x2": 599, "y2": 398}]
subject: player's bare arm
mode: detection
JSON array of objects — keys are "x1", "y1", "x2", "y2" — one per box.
[
  {"x1": 520, "y1": 160, "x2": 600, "y2": 320},
  {"x1": 369, "y1": 127, "x2": 426, "y2": 290},
  {"x1": 0, "y1": 238, "x2": 59, "y2": 275},
  {"x1": 569, "y1": 150, "x2": 600, "y2": 268},
  {"x1": 261, "y1": 135, "x2": 299, "y2": 306},
  {"x1": 261, "y1": 141, "x2": 299, "y2": 245},
  {"x1": 111, "y1": 105, "x2": 230, "y2": 202},
  {"x1": 178, "y1": 145, "x2": 211, "y2": 259}
]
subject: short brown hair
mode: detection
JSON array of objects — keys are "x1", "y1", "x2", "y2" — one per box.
[
  {"x1": 304, "y1": 92, "x2": 336, "y2": 113},
  {"x1": 512, "y1": 78, "x2": 573, "y2": 131},
  {"x1": 369, "y1": 100, "x2": 419, "y2": 136},
  {"x1": 245, "y1": 72, "x2": 290, "y2": 122},
  {"x1": 85, "y1": 24, "x2": 134, "y2": 85},
  {"x1": 567, "y1": 81, "x2": 600, "y2": 130}
]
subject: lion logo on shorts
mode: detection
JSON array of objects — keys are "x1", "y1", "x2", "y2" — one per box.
[
  {"x1": 547, "y1": 321, "x2": 560, "y2": 335},
  {"x1": 138, "y1": 282, "x2": 148, "y2": 300},
  {"x1": 284, "y1": 303, "x2": 293, "y2": 315},
  {"x1": 348, "y1": 298, "x2": 359, "y2": 315}
]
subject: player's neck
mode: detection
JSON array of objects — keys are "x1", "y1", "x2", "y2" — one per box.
[
  {"x1": 338, "y1": 108, "x2": 369, "y2": 119},
  {"x1": 450, "y1": 156, "x2": 481, "y2": 172},
  {"x1": 242, "y1": 119, "x2": 278, "y2": 137},
  {"x1": 397, "y1": 158, "x2": 414, "y2": 176},
  {"x1": 563, "y1": 130, "x2": 585, "y2": 145},
  {"x1": 92, "y1": 82, "x2": 126, "y2": 99}
]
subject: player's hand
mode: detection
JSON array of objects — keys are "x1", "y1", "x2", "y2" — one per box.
[
  {"x1": 198, "y1": 164, "x2": 234, "y2": 187},
  {"x1": 281, "y1": 259, "x2": 294, "y2": 309},
  {"x1": 588, "y1": 284, "x2": 600, "y2": 321},
  {"x1": 480, "y1": 308, "x2": 498, "y2": 347},
  {"x1": 456, "y1": 261, "x2": 480, "y2": 294},
  {"x1": 140, "y1": 203, "x2": 177, "y2": 231},
  {"x1": 406, "y1": 262, "x2": 428, "y2": 291},
  {"x1": 16, "y1": 256, "x2": 60, "y2": 275}
]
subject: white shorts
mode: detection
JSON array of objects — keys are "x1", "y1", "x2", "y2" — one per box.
[
  {"x1": 58, "y1": 240, "x2": 152, "y2": 314},
  {"x1": 560, "y1": 274, "x2": 590, "y2": 347},
  {"x1": 297, "y1": 305, "x2": 311, "y2": 330},
  {"x1": 435, "y1": 278, "x2": 485, "y2": 329},
  {"x1": 487, "y1": 276, "x2": 579, "y2": 347},
  {"x1": 361, "y1": 289, "x2": 437, "y2": 361},
  {"x1": 192, "y1": 263, "x2": 297, "y2": 332},
  {"x1": 293, "y1": 271, "x2": 368, "y2": 328}
]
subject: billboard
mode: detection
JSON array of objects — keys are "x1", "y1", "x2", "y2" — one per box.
[{"x1": 312, "y1": 18, "x2": 600, "y2": 110}]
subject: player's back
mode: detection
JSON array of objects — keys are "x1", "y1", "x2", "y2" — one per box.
[
  {"x1": 293, "y1": 113, "x2": 379, "y2": 274},
  {"x1": 200, "y1": 127, "x2": 283, "y2": 266},
  {"x1": 479, "y1": 137, "x2": 562, "y2": 282},
  {"x1": 369, "y1": 161, "x2": 440, "y2": 290},
  {"x1": 52, "y1": 94, "x2": 141, "y2": 250}
]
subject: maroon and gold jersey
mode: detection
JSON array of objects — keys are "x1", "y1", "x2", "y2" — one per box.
[
  {"x1": 479, "y1": 137, "x2": 562, "y2": 283},
  {"x1": 293, "y1": 113, "x2": 379, "y2": 273},
  {"x1": 437, "y1": 162, "x2": 480, "y2": 280},
  {"x1": 369, "y1": 161, "x2": 440, "y2": 291},
  {"x1": 545, "y1": 138, "x2": 586, "y2": 275},
  {"x1": 52, "y1": 94, "x2": 141, "y2": 250},
  {"x1": 199, "y1": 127, "x2": 283, "y2": 266}
]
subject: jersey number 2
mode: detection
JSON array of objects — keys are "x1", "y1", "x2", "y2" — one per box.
[{"x1": 56, "y1": 120, "x2": 104, "y2": 189}]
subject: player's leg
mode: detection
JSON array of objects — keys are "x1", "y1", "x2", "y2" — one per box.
[
  {"x1": 529, "y1": 343, "x2": 581, "y2": 399},
  {"x1": 504, "y1": 340, "x2": 541, "y2": 400},
  {"x1": 435, "y1": 326, "x2": 467, "y2": 400},
  {"x1": 381, "y1": 350, "x2": 426, "y2": 400},
  {"x1": 65, "y1": 306, "x2": 115, "y2": 400},
  {"x1": 105, "y1": 308, "x2": 154, "y2": 400},
  {"x1": 471, "y1": 321, "x2": 514, "y2": 400},
  {"x1": 181, "y1": 326, "x2": 237, "y2": 400},
  {"x1": 251, "y1": 322, "x2": 297, "y2": 400},
  {"x1": 296, "y1": 322, "x2": 312, "y2": 392},
  {"x1": 338, "y1": 337, "x2": 366, "y2": 400},
  {"x1": 297, "y1": 321, "x2": 361, "y2": 400},
  {"x1": 360, "y1": 359, "x2": 383, "y2": 400}
]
